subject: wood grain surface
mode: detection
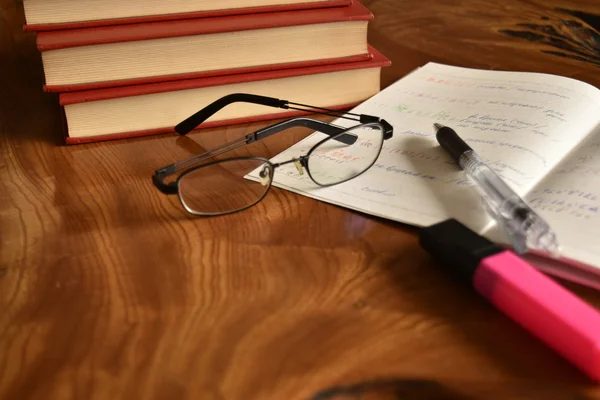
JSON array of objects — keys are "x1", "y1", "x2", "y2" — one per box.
[{"x1": 1, "y1": 0, "x2": 600, "y2": 399}]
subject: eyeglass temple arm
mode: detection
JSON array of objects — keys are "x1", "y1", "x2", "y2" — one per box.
[
  {"x1": 174, "y1": 93, "x2": 392, "y2": 136},
  {"x1": 175, "y1": 94, "x2": 287, "y2": 135},
  {"x1": 250, "y1": 117, "x2": 357, "y2": 145}
]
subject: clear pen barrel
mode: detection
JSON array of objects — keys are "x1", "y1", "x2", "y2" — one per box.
[
  {"x1": 459, "y1": 150, "x2": 559, "y2": 256},
  {"x1": 459, "y1": 151, "x2": 519, "y2": 214}
]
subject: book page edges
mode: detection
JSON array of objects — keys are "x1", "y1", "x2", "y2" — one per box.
[
  {"x1": 35, "y1": 1, "x2": 371, "y2": 50},
  {"x1": 59, "y1": 46, "x2": 390, "y2": 106},
  {"x1": 24, "y1": 0, "x2": 353, "y2": 31},
  {"x1": 63, "y1": 103, "x2": 360, "y2": 144}
]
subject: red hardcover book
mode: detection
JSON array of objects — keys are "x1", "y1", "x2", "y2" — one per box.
[
  {"x1": 37, "y1": 1, "x2": 373, "y2": 93},
  {"x1": 60, "y1": 46, "x2": 391, "y2": 145},
  {"x1": 23, "y1": 0, "x2": 352, "y2": 31}
]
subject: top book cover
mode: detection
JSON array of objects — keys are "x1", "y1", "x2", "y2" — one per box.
[{"x1": 22, "y1": 0, "x2": 353, "y2": 31}]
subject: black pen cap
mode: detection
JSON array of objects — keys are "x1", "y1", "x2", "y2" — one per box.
[
  {"x1": 419, "y1": 219, "x2": 504, "y2": 281},
  {"x1": 435, "y1": 125, "x2": 473, "y2": 164}
]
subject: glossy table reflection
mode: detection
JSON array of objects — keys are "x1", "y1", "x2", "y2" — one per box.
[{"x1": 1, "y1": 0, "x2": 600, "y2": 399}]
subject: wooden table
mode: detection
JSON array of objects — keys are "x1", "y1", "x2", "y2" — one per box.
[{"x1": 2, "y1": 0, "x2": 600, "y2": 399}]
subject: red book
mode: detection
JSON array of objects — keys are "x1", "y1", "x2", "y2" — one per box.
[
  {"x1": 37, "y1": 1, "x2": 373, "y2": 93},
  {"x1": 60, "y1": 46, "x2": 391, "y2": 145},
  {"x1": 23, "y1": 0, "x2": 352, "y2": 31}
]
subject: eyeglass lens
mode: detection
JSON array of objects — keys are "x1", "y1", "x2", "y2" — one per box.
[
  {"x1": 307, "y1": 123, "x2": 384, "y2": 186},
  {"x1": 178, "y1": 158, "x2": 273, "y2": 215}
]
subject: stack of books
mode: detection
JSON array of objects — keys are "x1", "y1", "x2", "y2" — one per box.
[{"x1": 22, "y1": 0, "x2": 391, "y2": 144}]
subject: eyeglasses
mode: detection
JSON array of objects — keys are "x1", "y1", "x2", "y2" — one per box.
[{"x1": 153, "y1": 93, "x2": 393, "y2": 216}]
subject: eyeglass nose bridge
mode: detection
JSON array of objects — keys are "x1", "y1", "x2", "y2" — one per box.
[
  {"x1": 272, "y1": 155, "x2": 309, "y2": 175},
  {"x1": 294, "y1": 156, "x2": 309, "y2": 175},
  {"x1": 294, "y1": 156, "x2": 308, "y2": 175}
]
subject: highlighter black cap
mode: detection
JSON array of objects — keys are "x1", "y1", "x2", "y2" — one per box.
[
  {"x1": 435, "y1": 124, "x2": 473, "y2": 163},
  {"x1": 419, "y1": 219, "x2": 505, "y2": 281}
]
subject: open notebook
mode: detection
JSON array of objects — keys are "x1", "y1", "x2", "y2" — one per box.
[{"x1": 248, "y1": 62, "x2": 600, "y2": 287}]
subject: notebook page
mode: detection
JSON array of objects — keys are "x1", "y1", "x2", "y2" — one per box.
[
  {"x1": 249, "y1": 63, "x2": 600, "y2": 234},
  {"x1": 499, "y1": 123, "x2": 600, "y2": 268}
]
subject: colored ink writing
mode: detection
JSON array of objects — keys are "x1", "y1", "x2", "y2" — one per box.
[
  {"x1": 361, "y1": 187, "x2": 396, "y2": 197},
  {"x1": 426, "y1": 77, "x2": 476, "y2": 87},
  {"x1": 528, "y1": 197, "x2": 599, "y2": 219},
  {"x1": 372, "y1": 163, "x2": 436, "y2": 180},
  {"x1": 530, "y1": 188, "x2": 598, "y2": 201}
]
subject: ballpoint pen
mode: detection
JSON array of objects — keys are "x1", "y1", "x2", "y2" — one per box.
[{"x1": 433, "y1": 123, "x2": 560, "y2": 257}]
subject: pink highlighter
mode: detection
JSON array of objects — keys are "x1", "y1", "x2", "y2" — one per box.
[{"x1": 419, "y1": 218, "x2": 600, "y2": 382}]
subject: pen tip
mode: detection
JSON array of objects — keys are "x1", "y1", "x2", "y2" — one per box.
[{"x1": 433, "y1": 123, "x2": 444, "y2": 131}]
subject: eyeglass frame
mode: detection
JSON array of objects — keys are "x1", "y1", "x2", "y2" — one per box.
[
  {"x1": 152, "y1": 93, "x2": 393, "y2": 215},
  {"x1": 176, "y1": 156, "x2": 276, "y2": 216}
]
